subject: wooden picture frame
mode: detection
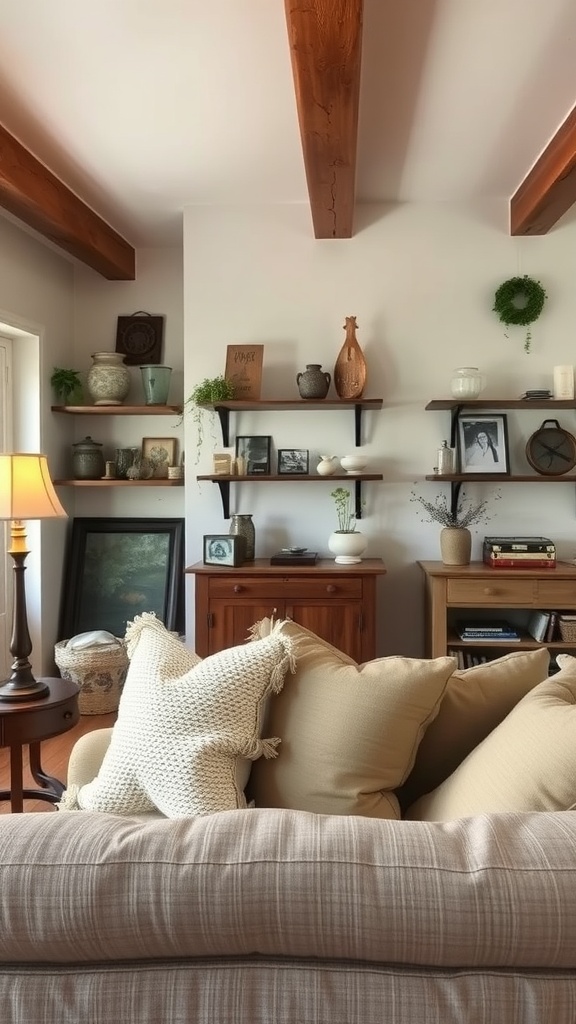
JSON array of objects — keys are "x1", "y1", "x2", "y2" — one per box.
[
  {"x1": 225, "y1": 344, "x2": 264, "y2": 399},
  {"x1": 235, "y1": 435, "x2": 271, "y2": 475},
  {"x1": 58, "y1": 517, "x2": 185, "y2": 639},
  {"x1": 277, "y1": 448, "x2": 309, "y2": 474},
  {"x1": 115, "y1": 312, "x2": 164, "y2": 366},
  {"x1": 141, "y1": 437, "x2": 178, "y2": 478},
  {"x1": 457, "y1": 413, "x2": 510, "y2": 475},
  {"x1": 203, "y1": 535, "x2": 244, "y2": 567}
]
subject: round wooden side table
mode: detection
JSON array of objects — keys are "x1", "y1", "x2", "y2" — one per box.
[{"x1": 0, "y1": 678, "x2": 80, "y2": 812}]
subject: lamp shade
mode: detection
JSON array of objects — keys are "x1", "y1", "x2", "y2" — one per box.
[{"x1": 0, "y1": 453, "x2": 67, "y2": 521}]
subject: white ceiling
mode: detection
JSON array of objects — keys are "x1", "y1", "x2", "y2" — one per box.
[{"x1": 0, "y1": 0, "x2": 575, "y2": 247}]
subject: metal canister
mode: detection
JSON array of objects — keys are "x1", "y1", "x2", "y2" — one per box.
[
  {"x1": 72, "y1": 436, "x2": 105, "y2": 479},
  {"x1": 437, "y1": 440, "x2": 453, "y2": 475}
]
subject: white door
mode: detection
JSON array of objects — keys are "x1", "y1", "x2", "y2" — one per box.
[{"x1": 0, "y1": 337, "x2": 13, "y2": 677}]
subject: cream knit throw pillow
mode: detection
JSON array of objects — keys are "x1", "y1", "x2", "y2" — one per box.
[{"x1": 62, "y1": 613, "x2": 296, "y2": 817}]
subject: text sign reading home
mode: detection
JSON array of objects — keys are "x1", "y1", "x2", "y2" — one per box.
[{"x1": 225, "y1": 345, "x2": 263, "y2": 399}]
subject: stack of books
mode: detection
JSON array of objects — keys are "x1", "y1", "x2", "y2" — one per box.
[
  {"x1": 527, "y1": 610, "x2": 557, "y2": 642},
  {"x1": 456, "y1": 619, "x2": 521, "y2": 642},
  {"x1": 483, "y1": 536, "x2": 556, "y2": 569}
]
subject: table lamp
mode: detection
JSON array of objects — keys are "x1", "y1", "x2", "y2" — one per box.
[{"x1": 0, "y1": 453, "x2": 67, "y2": 702}]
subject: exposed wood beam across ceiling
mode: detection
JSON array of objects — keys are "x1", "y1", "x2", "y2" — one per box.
[
  {"x1": 0, "y1": 124, "x2": 135, "y2": 279},
  {"x1": 284, "y1": 0, "x2": 363, "y2": 239},
  {"x1": 511, "y1": 103, "x2": 576, "y2": 236}
]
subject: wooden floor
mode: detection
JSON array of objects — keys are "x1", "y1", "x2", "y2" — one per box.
[{"x1": 0, "y1": 712, "x2": 117, "y2": 813}]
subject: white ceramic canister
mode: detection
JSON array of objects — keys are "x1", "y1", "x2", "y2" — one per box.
[{"x1": 450, "y1": 367, "x2": 485, "y2": 399}]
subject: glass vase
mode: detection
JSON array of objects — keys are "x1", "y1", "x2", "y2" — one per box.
[{"x1": 229, "y1": 514, "x2": 255, "y2": 561}]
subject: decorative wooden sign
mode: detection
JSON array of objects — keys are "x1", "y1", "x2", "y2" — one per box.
[
  {"x1": 115, "y1": 311, "x2": 164, "y2": 365},
  {"x1": 225, "y1": 344, "x2": 263, "y2": 399}
]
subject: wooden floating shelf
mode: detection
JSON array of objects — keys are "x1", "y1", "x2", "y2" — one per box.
[
  {"x1": 426, "y1": 399, "x2": 576, "y2": 410},
  {"x1": 51, "y1": 404, "x2": 183, "y2": 415},
  {"x1": 53, "y1": 479, "x2": 184, "y2": 487},
  {"x1": 196, "y1": 473, "x2": 383, "y2": 482},
  {"x1": 425, "y1": 474, "x2": 576, "y2": 483},
  {"x1": 199, "y1": 398, "x2": 383, "y2": 410}
]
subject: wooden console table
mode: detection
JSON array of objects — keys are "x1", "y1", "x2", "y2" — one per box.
[
  {"x1": 418, "y1": 560, "x2": 576, "y2": 659},
  {"x1": 186, "y1": 558, "x2": 387, "y2": 662},
  {"x1": 0, "y1": 678, "x2": 80, "y2": 812}
]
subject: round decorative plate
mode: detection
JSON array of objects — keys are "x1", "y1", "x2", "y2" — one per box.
[{"x1": 525, "y1": 419, "x2": 576, "y2": 476}]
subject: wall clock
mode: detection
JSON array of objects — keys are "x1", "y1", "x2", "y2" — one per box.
[
  {"x1": 525, "y1": 419, "x2": 576, "y2": 476},
  {"x1": 115, "y1": 311, "x2": 164, "y2": 366}
]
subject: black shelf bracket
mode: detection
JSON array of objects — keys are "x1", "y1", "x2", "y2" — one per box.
[
  {"x1": 214, "y1": 405, "x2": 230, "y2": 447},
  {"x1": 450, "y1": 480, "x2": 463, "y2": 519},
  {"x1": 355, "y1": 479, "x2": 364, "y2": 519},
  {"x1": 215, "y1": 479, "x2": 231, "y2": 519},
  {"x1": 450, "y1": 405, "x2": 463, "y2": 448},
  {"x1": 354, "y1": 404, "x2": 363, "y2": 446}
]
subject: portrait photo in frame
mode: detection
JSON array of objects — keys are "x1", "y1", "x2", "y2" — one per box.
[
  {"x1": 457, "y1": 413, "x2": 510, "y2": 475},
  {"x1": 203, "y1": 535, "x2": 244, "y2": 567},
  {"x1": 277, "y1": 448, "x2": 309, "y2": 474},
  {"x1": 235, "y1": 435, "x2": 271, "y2": 475},
  {"x1": 58, "y1": 517, "x2": 185, "y2": 640}
]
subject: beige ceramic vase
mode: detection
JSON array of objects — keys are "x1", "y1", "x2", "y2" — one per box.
[{"x1": 440, "y1": 527, "x2": 471, "y2": 566}]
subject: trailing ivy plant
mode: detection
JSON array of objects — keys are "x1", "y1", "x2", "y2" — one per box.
[
  {"x1": 183, "y1": 375, "x2": 236, "y2": 462},
  {"x1": 492, "y1": 275, "x2": 547, "y2": 353}
]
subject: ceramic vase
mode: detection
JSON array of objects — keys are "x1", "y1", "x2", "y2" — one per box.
[
  {"x1": 328, "y1": 530, "x2": 368, "y2": 565},
  {"x1": 296, "y1": 364, "x2": 331, "y2": 399},
  {"x1": 334, "y1": 316, "x2": 367, "y2": 399},
  {"x1": 317, "y1": 455, "x2": 339, "y2": 476},
  {"x1": 440, "y1": 527, "x2": 471, "y2": 566},
  {"x1": 140, "y1": 364, "x2": 172, "y2": 405},
  {"x1": 87, "y1": 352, "x2": 130, "y2": 406},
  {"x1": 229, "y1": 513, "x2": 255, "y2": 561}
]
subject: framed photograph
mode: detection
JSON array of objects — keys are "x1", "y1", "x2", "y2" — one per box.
[
  {"x1": 225, "y1": 344, "x2": 263, "y2": 399},
  {"x1": 141, "y1": 437, "x2": 178, "y2": 478},
  {"x1": 235, "y1": 435, "x2": 271, "y2": 475},
  {"x1": 58, "y1": 518, "x2": 185, "y2": 639},
  {"x1": 115, "y1": 312, "x2": 164, "y2": 366},
  {"x1": 457, "y1": 414, "x2": 510, "y2": 475},
  {"x1": 277, "y1": 448, "x2": 309, "y2": 474},
  {"x1": 203, "y1": 535, "x2": 244, "y2": 567}
]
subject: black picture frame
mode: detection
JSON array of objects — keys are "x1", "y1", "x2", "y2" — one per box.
[
  {"x1": 235, "y1": 435, "x2": 271, "y2": 475},
  {"x1": 58, "y1": 517, "x2": 185, "y2": 640},
  {"x1": 277, "y1": 448, "x2": 309, "y2": 474},
  {"x1": 203, "y1": 535, "x2": 244, "y2": 567},
  {"x1": 457, "y1": 413, "x2": 510, "y2": 475}
]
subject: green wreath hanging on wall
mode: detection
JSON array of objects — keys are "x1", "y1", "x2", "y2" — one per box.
[{"x1": 492, "y1": 275, "x2": 547, "y2": 353}]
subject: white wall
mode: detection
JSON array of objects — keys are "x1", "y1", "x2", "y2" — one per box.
[
  {"x1": 183, "y1": 200, "x2": 576, "y2": 655},
  {"x1": 0, "y1": 216, "x2": 74, "y2": 673}
]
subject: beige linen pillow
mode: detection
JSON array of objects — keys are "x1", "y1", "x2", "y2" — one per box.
[
  {"x1": 407, "y1": 654, "x2": 576, "y2": 821},
  {"x1": 248, "y1": 621, "x2": 455, "y2": 820},
  {"x1": 398, "y1": 647, "x2": 550, "y2": 809},
  {"x1": 62, "y1": 613, "x2": 296, "y2": 817}
]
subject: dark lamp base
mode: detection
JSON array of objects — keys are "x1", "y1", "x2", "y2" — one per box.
[{"x1": 0, "y1": 678, "x2": 50, "y2": 703}]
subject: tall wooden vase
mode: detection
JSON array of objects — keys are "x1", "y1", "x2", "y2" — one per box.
[{"x1": 334, "y1": 316, "x2": 367, "y2": 399}]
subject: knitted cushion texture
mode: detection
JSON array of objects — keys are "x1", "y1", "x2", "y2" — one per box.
[{"x1": 64, "y1": 613, "x2": 296, "y2": 817}]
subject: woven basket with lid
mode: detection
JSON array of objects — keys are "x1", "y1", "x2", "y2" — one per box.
[{"x1": 54, "y1": 639, "x2": 129, "y2": 715}]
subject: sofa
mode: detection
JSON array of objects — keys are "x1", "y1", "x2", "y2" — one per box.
[{"x1": 2, "y1": 614, "x2": 576, "y2": 1023}]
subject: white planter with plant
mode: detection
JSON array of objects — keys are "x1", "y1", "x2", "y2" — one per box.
[{"x1": 328, "y1": 487, "x2": 368, "y2": 564}]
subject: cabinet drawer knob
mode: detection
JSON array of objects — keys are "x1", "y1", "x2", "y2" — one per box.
[
  {"x1": 63, "y1": 711, "x2": 73, "y2": 720},
  {"x1": 326, "y1": 585, "x2": 336, "y2": 593},
  {"x1": 233, "y1": 585, "x2": 243, "y2": 594},
  {"x1": 483, "y1": 587, "x2": 495, "y2": 596}
]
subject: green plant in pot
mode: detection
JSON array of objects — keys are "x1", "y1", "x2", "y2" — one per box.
[
  {"x1": 183, "y1": 375, "x2": 235, "y2": 461},
  {"x1": 50, "y1": 367, "x2": 83, "y2": 404},
  {"x1": 328, "y1": 487, "x2": 368, "y2": 564}
]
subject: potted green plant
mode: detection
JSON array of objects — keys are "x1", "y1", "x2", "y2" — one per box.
[
  {"x1": 183, "y1": 375, "x2": 235, "y2": 461},
  {"x1": 410, "y1": 488, "x2": 500, "y2": 565},
  {"x1": 328, "y1": 487, "x2": 367, "y2": 564},
  {"x1": 50, "y1": 367, "x2": 83, "y2": 405}
]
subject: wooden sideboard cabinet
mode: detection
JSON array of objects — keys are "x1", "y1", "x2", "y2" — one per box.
[
  {"x1": 418, "y1": 560, "x2": 576, "y2": 659},
  {"x1": 186, "y1": 558, "x2": 387, "y2": 662}
]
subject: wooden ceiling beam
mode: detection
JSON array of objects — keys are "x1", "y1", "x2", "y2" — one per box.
[
  {"x1": 0, "y1": 124, "x2": 135, "y2": 279},
  {"x1": 284, "y1": 0, "x2": 363, "y2": 239},
  {"x1": 511, "y1": 103, "x2": 576, "y2": 236}
]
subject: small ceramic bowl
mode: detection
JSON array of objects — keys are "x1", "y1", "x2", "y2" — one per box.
[{"x1": 340, "y1": 454, "x2": 368, "y2": 474}]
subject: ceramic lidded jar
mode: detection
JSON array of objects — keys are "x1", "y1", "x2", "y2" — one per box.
[
  {"x1": 296, "y1": 364, "x2": 331, "y2": 399},
  {"x1": 450, "y1": 367, "x2": 485, "y2": 400},
  {"x1": 72, "y1": 436, "x2": 105, "y2": 480},
  {"x1": 87, "y1": 351, "x2": 130, "y2": 406}
]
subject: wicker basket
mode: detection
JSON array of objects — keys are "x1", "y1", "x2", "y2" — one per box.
[
  {"x1": 559, "y1": 617, "x2": 576, "y2": 643},
  {"x1": 54, "y1": 639, "x2": 129, "y2": 715}
]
